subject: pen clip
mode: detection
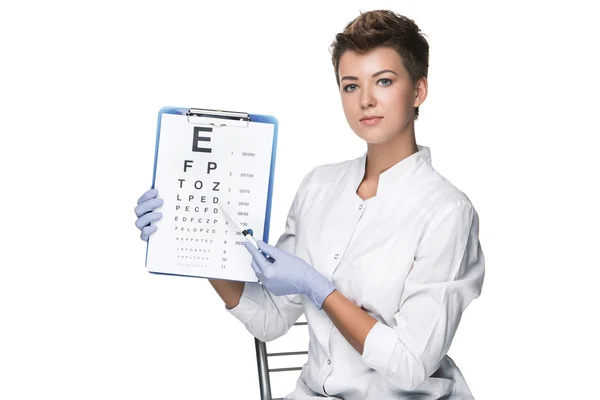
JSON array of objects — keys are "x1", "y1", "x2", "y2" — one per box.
[{"x1": 259, "y1": 249, "x2": 276, "y2": 263}]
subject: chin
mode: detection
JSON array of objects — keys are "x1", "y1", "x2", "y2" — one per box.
[{"x1": 354, "y1": 128, "x2": 393, "y2": 145}]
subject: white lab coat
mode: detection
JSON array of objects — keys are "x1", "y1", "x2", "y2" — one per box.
[{"x1": 227, "y1": 145, "x2": 485, "y2": 399}]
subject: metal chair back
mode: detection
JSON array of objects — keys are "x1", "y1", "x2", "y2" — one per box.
[{"x1": 255, "y1": 321, "x2": 308, "y2": 400}]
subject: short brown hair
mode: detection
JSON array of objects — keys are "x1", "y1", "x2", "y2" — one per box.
[{"x1": 329, "y1": 10, "x2": 429, "y2": 120}]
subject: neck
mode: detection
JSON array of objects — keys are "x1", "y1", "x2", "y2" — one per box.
[{"x1": 364, "y1": 125, "x2": 418, "y2": 182}]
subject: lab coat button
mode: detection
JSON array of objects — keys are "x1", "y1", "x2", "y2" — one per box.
[
  {"x1": 327, "y1": 359, "x2": 331, "y2": 365},
  {"x1": 334, "y1": 254, "x2": 339, "y2": 259},
  {"x1": 359, "y1": 204, "x2": 363, "y2": 210}
]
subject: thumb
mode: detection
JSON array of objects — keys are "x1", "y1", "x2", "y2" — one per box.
[
  {"x1": 243, "y1": 241, "x2": 269, "y2": 270},
  {"x1": 256, "y1": 240, "x2": 279, "y2": 258},
  {"x1": 243, "y1": 241, "x2": 260, "y2": 258}
]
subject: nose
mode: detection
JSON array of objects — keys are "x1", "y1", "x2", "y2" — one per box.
[{"x1": 360, "y1": 86, "x2": 376, "y2": 109}]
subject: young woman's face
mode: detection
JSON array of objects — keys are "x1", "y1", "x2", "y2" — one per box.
[{"x1": 338, "y1": 46, "x2": 426, "y2": 145}]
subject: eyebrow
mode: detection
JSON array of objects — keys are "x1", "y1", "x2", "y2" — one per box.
[{"x1": 340, "y1": 69, "x2": 399, "y2": 82}]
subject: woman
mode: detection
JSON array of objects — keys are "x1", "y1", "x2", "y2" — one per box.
[{"x1": 135, "y1": 9, "x2": 485, "y2": 400}]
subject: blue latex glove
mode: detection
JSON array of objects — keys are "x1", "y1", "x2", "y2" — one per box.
[
  {"x1": 134, "y1": 188, "x2": 164, "y2": 241},
  {"x1": 242, "y1": 240, "x2": 336, "y2": 310}
]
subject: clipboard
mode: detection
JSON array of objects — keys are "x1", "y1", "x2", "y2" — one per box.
[{"x1": 144, "y1": 106, "x2": 279, "y2": 282}]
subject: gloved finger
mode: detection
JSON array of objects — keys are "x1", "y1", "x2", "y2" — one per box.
[
  {"x1": 140, "y1": 225, "x2": 157, "y2": 241},
  {"x1": 135, "y1": 211, "x2": 163, "y2": 230},
  {"x1": 137, "y1": 188, "x2": 158, "y2": 205},
  {"x1": 135, "y1": 197, "x2": 164, "y2": 218},
  {"x1": 250, "y1": 258, "x2": 263, "y2": 276},
  {"x1": 243, "y1": 241, "x2": 269, "y2": 271},
  {"x1": 256, "y1": 240, "x2": 280, "y2": 259},
  {"x1": 243, "y1": 241, "x2": 261, "y2": 260}
]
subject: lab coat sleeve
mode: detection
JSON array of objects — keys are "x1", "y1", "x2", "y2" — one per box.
[
  {"x1": 225, "y1": 170, "x2": 313, "y2": 342},
  {"x1": 361, "y1": 199, "x2": 485, "y2": 391}
]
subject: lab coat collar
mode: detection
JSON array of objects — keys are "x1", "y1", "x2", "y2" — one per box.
[{"x1": 354, "y1": 144, "x2": 432, "y2": 198}]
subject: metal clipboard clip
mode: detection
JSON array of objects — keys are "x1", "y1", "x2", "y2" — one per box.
[{"x1": 186, "y1": 108, "x2": 250, "y2": 128}]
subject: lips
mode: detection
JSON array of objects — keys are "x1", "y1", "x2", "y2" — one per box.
[
  {"x1": 360, "y1": 115, "x2": 383, "y2": 121},
  {"x1": 360, "y1": 115, "x2": 383, "y2": 126}
]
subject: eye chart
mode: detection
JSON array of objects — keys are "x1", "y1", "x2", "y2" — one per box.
[{"x1": 145, "y1": 110, "x2": 276, "y2": 282}]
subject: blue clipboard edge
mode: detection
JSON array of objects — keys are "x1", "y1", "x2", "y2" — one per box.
[{"x1": 144, "y1": 106, "x2": 279, "y2": 283}]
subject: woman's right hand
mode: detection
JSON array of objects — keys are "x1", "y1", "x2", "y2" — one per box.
[{"x1": 134, "y1": 188, "x2": 164, "y2": 242}]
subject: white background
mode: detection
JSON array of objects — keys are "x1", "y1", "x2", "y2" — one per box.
[{"x1": 1, "y1": 1, "x2": 598, "y2": 399}]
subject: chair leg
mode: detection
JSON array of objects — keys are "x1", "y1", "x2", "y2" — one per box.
[{"x1": 255, "y1": 337, "x2": 273, "y2": 400}]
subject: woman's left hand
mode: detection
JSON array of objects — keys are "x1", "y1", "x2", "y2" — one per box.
[{"x1": 242, "y1": 240, "x2": 336, "y2": 309}]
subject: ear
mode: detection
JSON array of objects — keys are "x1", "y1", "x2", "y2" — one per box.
[{"x1": 413, "y1": 77, "x2": 428, "y2": 108}]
